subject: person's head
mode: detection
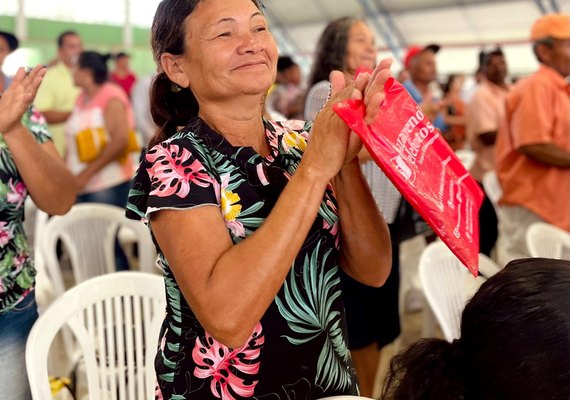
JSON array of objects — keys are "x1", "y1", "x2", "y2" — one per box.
[
  {"x1": 276, "y1": 56, "x2": 301, "y2": 85},
  {"x1": 72, "y1": 51, "x2": 111, "y2": 88},
  {"x1": 57, "y1": 31, "x2": 83, "y2": 67},
  {"x1": 396, "y1": 69, "x2": 410, "y2": 83},
  {"x1": 382, "y1": 257, "x2": 570, "y2": 400},
  {"x1": 308, "y1": 17, "x2": 376, "y2": 87},
  {"x1": 404, "y1": 44, "x2": 440, "y2": 85},
  {"x1": 149, "y1": 0, "x2": 274, "y2": 146},
  {"x1": 482, "y1": 48, "x2": 508, "y2": 85},
  {"x1": 531, "y1": 13, "x2": 570, "y2": 77},
  {"x1": 114, "y1": 52, "x2": 131, "y2": 70},
  {"x1": 0, "y1": 31, "x2": 18, "y2": 67},
  {"x1": 442, "y1": 74, "x2": 464, "y2": 96}
]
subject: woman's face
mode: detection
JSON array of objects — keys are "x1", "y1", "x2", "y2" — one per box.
[
  {"x1": 344, "y1": 21, "x2": 377, "y2": 75},
  {"x1": 179, "y1": 0, "x2": 278, "y2": 102}
]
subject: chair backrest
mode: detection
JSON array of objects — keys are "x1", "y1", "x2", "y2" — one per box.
[
  {"x1": 39, "y1": 203, "x2": 157, "y2": 297},
  {"x1": 455, "y1": 149, "x2": 476, "y2": 171},
  {"x1": 23, "y1": 197, "x2": 54, "y2": 312},
  {"x1": 26, "y1": 272, "x2": 166, "y2": 400},
  {"x1": 526, "y1": 222, "x2": 570, "y2": 259},
  {"x1": 482, "y1": 170, "x2": 502, "y2": 216},
  {"x1": 419, "y1": 241, "x2": 499, "y2": 342}
]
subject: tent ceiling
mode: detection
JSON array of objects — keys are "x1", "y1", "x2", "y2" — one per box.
[{"x1": 262, "y1": 0, "x2": 568, "y2": 74}]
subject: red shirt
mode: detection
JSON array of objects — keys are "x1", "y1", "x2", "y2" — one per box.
[{"x1": 111, "y1": 71, "x2": 137, "y2": 97}]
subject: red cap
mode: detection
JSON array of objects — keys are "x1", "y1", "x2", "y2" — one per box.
[{"x1": 403, "y1": 44, "x2": 440, "y2": 70}]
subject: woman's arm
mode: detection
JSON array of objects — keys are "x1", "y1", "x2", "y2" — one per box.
[
  {"x1": 151, "y1": 73, "x2": 359, "y2": 349},
  {"x1": 4, "y1": 127, "x2": 76, "y2": 215},
  {"x1": 333, "y1": 159, "x2": 392, "y2": 287},
  {"x1": 75, "y1": 98, "x2": 130, "y2": 189},
  {"x1": 0, "y1": 66, "x2": 77, "y2": 215}
]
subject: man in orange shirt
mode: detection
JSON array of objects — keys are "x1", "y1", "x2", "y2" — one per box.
[{"x1": 495, "y1": 13, "x2": 570, "y2": 265}]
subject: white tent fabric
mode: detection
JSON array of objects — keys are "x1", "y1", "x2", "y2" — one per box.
[{"x1": 1, "y1": 0, "x2": 568, "y2": 76}]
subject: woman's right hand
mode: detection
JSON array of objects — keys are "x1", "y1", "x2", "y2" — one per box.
[
  {"x1": 301, "y1": 71, "x2": 359, "y2": 182},
  {"x1": 0, "y1": 66, "x2": 46, "y2": 135}
]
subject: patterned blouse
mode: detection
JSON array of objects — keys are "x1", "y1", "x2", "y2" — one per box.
[
  {"x1": 126, "y1": 117, "x2": 358, "y2": 400},
  {"x1": 0, "y1": 108, "x2": 51, "y2": 313}
]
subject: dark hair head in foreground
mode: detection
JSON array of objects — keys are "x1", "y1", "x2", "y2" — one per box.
[{"x1": 382, "y1": 257, "x2": 570, "y2": 400}]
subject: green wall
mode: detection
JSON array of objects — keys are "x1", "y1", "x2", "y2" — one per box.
[{"x1": 0, "y1": 16, "x2": 156, "y2": 75}]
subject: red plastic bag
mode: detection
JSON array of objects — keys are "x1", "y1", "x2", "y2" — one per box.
[{"x1": 333, "y1": 77, "x2": 483, "y2": 275}]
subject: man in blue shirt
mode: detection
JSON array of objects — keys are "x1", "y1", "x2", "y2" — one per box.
[{"x1": 402, "y1": 44, "x2": 446, "y2": 132}]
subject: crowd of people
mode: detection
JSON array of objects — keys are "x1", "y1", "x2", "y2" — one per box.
[{"x1": 0, "y1": 2, "x2": 569, "y2": 399}]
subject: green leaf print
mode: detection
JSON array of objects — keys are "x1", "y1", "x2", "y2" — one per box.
[
  {"x1": 0, "y1": 181, "x2": 9, "y2": 197},
  {"x1": 16, "y1": 265, "x2": 34, "y2": 289},
  {"x1": 157, "y1": 257, "x2": 184, "y2": 384},
  {"x1": 275, "y1": 241, "x2": 353, "y2": 392},
  {"x1": 0, "y1": 251, "x2": 15, "y2": 276}
]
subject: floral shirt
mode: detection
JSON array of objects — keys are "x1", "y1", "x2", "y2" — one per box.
[
  {"x1": 127, "y1": 117, "x2": 358, "y2": 400},
  {"x1": 0, "y1": 108, "x2": 51, "y2": 313}
]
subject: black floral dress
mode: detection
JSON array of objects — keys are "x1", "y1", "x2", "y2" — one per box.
[{"x1": 127, "y1": 117, "x2": 359, "y2": 399}]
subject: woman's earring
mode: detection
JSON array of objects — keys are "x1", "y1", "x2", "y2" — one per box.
[{"x1": 170, "y1": 82, "x2": 182, "y2": 93}]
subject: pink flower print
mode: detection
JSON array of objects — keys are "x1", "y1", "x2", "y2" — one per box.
[
  {"x1": 192, "y1": 323, "x2": 264, "y2": 400},
  {"x1": 30, "y1": 108, "x2": 47, "y2": 125},
  {"x1": 146, "y1": 144, "x2": 215, "y2": 198},
  {"x1": 0, "y1": 222, "x2": 13, "y2": 247},
  {"x1": 155, "y1": 383, "x2": 164, "y2": 400},
  {"x1": 7, "y1": 179, "x2": 27, "y2": 209}
]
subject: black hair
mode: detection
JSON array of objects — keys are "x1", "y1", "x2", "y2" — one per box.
[
  {"x1": 57, "y1": 31, "x2": 79, "y2": 49},
  {"x1": 481, "y1": 47, "x2": 505, "y2": 68},
  {"x1": 78, "y1": 51, "x2": 111, "y2": 85},
  {"x1": 277, "y1": 56, "x2": 296, "y2": 72},
  {"x1": 114, "y1": 52, "x2": 130, "y2": 60},
  {"x1": 148, "y1": 0, "x2": 263, "y2": 148},
  {"x1": 307, "y1": 17, "x2": 361, "y2": 88},
  {"x1": 442, "y1": 74, "x2": 461, "y2": 95},
  {"x1": 382, "y1": 258, "x2": 570, "y2": 400}
]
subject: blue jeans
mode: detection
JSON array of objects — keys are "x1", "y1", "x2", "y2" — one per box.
[
  {"x1": 76, "y1": 180, "x2": 132, "y2": 271},
  {"x1": 0, "y1": 292, "x2": 38, "y2": 400}
]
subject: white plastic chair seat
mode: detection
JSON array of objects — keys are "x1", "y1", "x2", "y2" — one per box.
[
  {"x1": 455, "y1": 149, "x2": 476, "y2": 171},
  {"x1": 26, "y1": 271, "x2": 166, "y2": 400},
  {"x1": 526, "y1": 222, "x2": 570, "y2": 259},
  {"x1": 40, "y1": 203, "x2": 158, "y2": 297},
  {"x1": 419, "y1": 241, "x2": 500, "y2": 342},
  {"x1": 482, "y1": 170, "x2": 502, "y2": 216}
]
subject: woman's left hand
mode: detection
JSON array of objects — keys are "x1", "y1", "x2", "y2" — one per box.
[
  {"x1": 341, "y1": 58, "x2": 393, "y2": 163},
  {"x1": 0, "y1": 66, "x2": 47, "y2": 134}
]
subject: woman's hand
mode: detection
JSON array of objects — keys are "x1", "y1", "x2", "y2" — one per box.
[
  {"x1": 302, "y1": 71, "x2": 362, "y2": 182},
  {"x1": 0, "y1": 66, "x2": 46, "y2": 134}
]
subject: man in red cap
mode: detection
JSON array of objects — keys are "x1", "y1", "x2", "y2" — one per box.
[
  {"x1": 495, "y1": 13, "x2": 570, "y2": 265},
  {"x1": 402, "y1": 44, "x2": 446, "y2": 132}
]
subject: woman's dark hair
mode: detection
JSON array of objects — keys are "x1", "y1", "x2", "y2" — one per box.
[
  {"x1": 78, "y1": 51, "x2": 111, "y2": 85},
  {"x1": 382, "y1": 258, "x2": 570, "y2": 400},
  {"x1": 149, "y1": 0, "x2": 262, "y2": 147},
  {"x1": 307, "y1": 17, "x2": 360, "y2": 88}
]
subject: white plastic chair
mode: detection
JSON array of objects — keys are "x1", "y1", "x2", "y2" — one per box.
[
  {"x1": 39, "y1": 203, "x2": 158, "y2": 297},
  {"x1": 526, "y1": 222, "x2": 570, "y2": 259},
  {"x1": 482, "y1": 170, "x2": 502, "y2": 217},
  {"x1": 23, "y1": 197, "x2": 54, "y2": 313},
  {"x1": 455, "y1": 149, "x2": 476, "y2": 171},
  {"x1": 419, "y1": 241, "x2": 500, "y2": 342},
  {"x1": 26, "y1": 271, "x2": 166, "y2": 400}
]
